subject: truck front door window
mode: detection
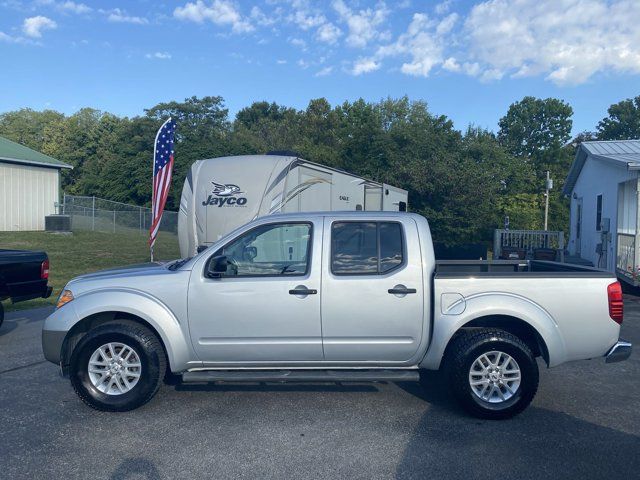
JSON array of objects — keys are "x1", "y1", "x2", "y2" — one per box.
[{"x1": 217, "y1": 223, "x2": 311, "y2": 276}]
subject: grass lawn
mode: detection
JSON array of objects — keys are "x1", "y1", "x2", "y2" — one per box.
[{"x1": 0, "y1": 230, "x2": 180, "y2": 312}]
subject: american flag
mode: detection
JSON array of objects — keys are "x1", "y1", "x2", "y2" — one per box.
[{"x1": 149, "y1": 117, "x2": 176, "y2": 253}]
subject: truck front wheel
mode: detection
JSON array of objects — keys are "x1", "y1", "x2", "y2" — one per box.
[
  {"x1": 69, "y1": 322, "x2": 166, "y2": 411},
  {"x1": 445, "y1": 328, "x2": 539, "y2": 420}
]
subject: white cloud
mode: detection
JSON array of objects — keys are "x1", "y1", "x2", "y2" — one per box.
[
  {"x1": 315, "y1": 65, "x2": 333, "y2": 76},
  {"x1": 174, "y1": 0, "x2": 254, "y2": 33},
  {"x1": 442, "y1": 56, "x2": 460, "y2": 72},
  {"x1": 107, "y1": 8, "x2": 149, "y2": 25},
  {"x1": 250, "y1": 6, "x2": 276, "y2": 26},
  {"x1": 333, "y1": 0, "x2": 389, "y2": 48},
  {"x1": 464, "y1": 0, "x2": 640, "y2": 85},
  {"x1": 276, "y1": 59, "x2": 287, "y2": 64},
  {"x1": 316, "y1": 22, "x2": 341, "y2": 45},
  {"x1": 22, "y1": 16, "x2": 57, "y2": 38},
  {"x1": 58, "y1": 1, "x2": 91, "y2": 14},
  {"x1": 146, "y1": 51, "x2": 172, "y2": 60},
  {"x1": 0, "y1": 31, "x2": 19, "y2": 43},
  {"x1": 372, "y1": 13, "x2": 451, "y2": 77},
  {"x1": 289, "y1": 37, "x2": 307, "y2": 50},
  {"x1": 435, "y1": 0, "x2": 452, "y2": 15},
  {"x1": 36, "y1": 0, "x2": 91, "y2": 14},
  {"x1": 351, "y1": 57, "x2": 380, "y2": 75}
]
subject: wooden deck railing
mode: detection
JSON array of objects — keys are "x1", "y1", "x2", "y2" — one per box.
[{"x1": 493, "y1": 229, "x2": 565, "y2": 261}]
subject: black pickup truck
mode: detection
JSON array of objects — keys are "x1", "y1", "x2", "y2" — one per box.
[{"x1": 0, "y1": 249, "x2": 52, "y2": 327}]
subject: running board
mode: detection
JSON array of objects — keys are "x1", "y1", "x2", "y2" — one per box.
[{"x1": 181, "y1": 369, "x2": 420, "y2": 383}]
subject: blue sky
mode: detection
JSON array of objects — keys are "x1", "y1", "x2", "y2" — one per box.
[{"x1": 1, "y1": 0, "x2": 639, "y2": 135}]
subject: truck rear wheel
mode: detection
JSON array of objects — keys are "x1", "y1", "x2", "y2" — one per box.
[
  {"x1": 69, "y1": 322, "x2": 166, "y2": 412},
  {"x1": 445, "y1": 328, "x2": 539, "y2": 420}
]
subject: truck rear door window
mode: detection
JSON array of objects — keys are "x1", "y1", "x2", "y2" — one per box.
[{"x1": 331, "y1": 221, "x2": 404, "y2": 275}]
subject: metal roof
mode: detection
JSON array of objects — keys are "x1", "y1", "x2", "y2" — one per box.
[
  {"x1": 0, "y1": 135, "x2": 72, "y2": 169},
  {"x1": 562, "y1": 140, "x2": 640, "y2": 195}
]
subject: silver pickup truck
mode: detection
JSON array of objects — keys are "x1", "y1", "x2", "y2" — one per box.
[{"x1": 42, "y1": 212, "x2": 631, "y2": 419}]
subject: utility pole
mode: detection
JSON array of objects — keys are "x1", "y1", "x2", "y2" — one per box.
[{"x1": 544, "y1": 171, "x2": 553, "y2": 231}]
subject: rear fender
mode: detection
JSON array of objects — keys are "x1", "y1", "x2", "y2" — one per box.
[{"x1": 421, "y1": 292, "x2": 567, "y2": 370}]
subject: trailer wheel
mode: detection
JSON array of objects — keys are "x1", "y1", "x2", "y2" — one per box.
[
  {"x1": 444, "y1": 328, "x2": 539, "y2": 420},
  {"x1": 69, "y1": 322, "x2": 166, "y2": 412}
]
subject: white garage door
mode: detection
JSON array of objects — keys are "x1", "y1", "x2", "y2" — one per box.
[{"x1": 0, "y1": 162, "x2": 59, "y2": 231}]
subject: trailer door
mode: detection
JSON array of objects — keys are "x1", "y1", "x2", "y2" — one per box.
[{"x1": 382, "y1": 184, "x2": 408, "y2": 212}]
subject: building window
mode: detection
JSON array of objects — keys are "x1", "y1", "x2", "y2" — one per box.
[{"x1": 596, "y1": 194, "x2": 603, "y2": 231}]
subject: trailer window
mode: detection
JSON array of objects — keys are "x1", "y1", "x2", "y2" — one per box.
[{"x1": 331, "y1": 221, "x2": 404, "y2": 275}]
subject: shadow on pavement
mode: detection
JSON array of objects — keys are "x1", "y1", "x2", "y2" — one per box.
[
  {"x1": 396, "y1": 405, "x2": 640, "y2": 480},
  {"x1": 174, "y1": 382, "x2": 380, "y2": 393},
  {"x1": 394, "y1": 370, "x2": 640, "y2": 479},
  {"x1": 0, "y1": 306, "x2": 53, "y2": 337},
  {"x1": 110, "y1": 457, "x2": 161, "y2": 480}
]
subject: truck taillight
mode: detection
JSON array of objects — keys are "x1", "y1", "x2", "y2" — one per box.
[
  {"x1": 41, "y1": 259, "x2": 49, "y2": 280},
  {"x1": 607, "y1": 281, "x2": 623, "y2": 324}
]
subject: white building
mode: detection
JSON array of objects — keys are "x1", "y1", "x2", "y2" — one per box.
[
  {"x1": 0, "y1": 135, "x2": 72, "y2": 231},
  {"x1": 563, "y1": 140, "x2": 640, "y2": 282}
]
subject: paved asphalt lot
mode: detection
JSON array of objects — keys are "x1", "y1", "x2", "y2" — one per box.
[{"x1": 1, "y1": 300, "x2": 638, "y2": 480}]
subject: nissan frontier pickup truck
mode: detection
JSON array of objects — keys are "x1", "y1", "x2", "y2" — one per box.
[{"x1": 42, "y1": 212, "x2": 632, "y2": 419}]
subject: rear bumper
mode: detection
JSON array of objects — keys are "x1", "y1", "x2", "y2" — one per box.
[{"x1": 605, "y1": 340, "x2": 632, "y2": 363}]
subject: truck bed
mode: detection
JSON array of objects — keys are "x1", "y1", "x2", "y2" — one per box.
[
  {"x1": 0, "y1": 249, "x2": 51, "y2": 303},
  {"x1": 434, "y1": 260, "x2": 613, "y2": 277}
]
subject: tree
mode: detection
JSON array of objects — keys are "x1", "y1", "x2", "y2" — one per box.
[
  {"x1": 231, "y1": 101, "x2": 301, "y2": 154},
  {"x1": 597, "y1": 95, "x2": 640, "y2": 140},
  {"x1": 0, "y1": 108, "x2": 64, "y2": 151},
  {"x1": 498, "y1": 96, "x2": 573, "y2": 175}
]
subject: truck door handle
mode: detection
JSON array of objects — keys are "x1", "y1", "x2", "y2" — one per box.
[
  {"x1": 388, "y1": 287, "x2": 417, "y2": 295},
  {"x1": 289, "y1": 288, "x2": 317, "y2": 295}
]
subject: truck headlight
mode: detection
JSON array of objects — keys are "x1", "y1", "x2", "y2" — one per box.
[{"x1": 56, "y1": 289, "x2": 74, "y2": 309}]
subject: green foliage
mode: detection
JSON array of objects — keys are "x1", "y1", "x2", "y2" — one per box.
[
  {"x1": 5, "y1": 93, "x2": 620, "y2": 247},
  {"x1": 498, "y1": 96, "x2": 573, "y2": 177},
  {"x1": 597, "y1": 95, "x2": 640, "y2": 140}
]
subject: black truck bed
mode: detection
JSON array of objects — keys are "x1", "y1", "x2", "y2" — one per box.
[
  {"x1": 0, "y1": 249, "x2": 52, "y2": 303},
  {"x1": 434, "y1": 260, "x2": 614, "y2": 278}
]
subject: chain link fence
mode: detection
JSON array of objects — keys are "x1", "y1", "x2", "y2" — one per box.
[{"x1": 62, "y1": 195, "x2": 178, "y2": 235}]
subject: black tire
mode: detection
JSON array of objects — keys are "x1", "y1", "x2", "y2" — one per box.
[
  {"x1": 444, "y1": 328, "x2": 539, "y2": 420},
  {"x1": 69, "y1": 322, "x2": 166, "y2": 412}
]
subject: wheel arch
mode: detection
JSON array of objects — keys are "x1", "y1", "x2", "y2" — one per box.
[
  {"x1": 61, "y1": 311, "x2": 171, "y2": 375},
  {"x1": 421, "y1": 292, "x2": 567, "y2": 370},
  {"x1": 444, "y1": 315, "x2": 550, "y2": 366},
  {"x1": 58, "y1": 289, "x2": 194, "y2": 374}
]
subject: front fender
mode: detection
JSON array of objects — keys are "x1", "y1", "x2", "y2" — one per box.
[
  {"x1": 43, "y1": 288, "x2": 196, "y2": 372},
  {"x1": 420, "y1": 292, "x2": 567, "y2": 370}
]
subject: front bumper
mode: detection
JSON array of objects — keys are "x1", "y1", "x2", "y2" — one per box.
[
  {"x1": 605, "y1": 340, "x2": 632, "y2": 363},
  {"x1": 42, "y1": 328, "x2": 66, "y2": 364}
]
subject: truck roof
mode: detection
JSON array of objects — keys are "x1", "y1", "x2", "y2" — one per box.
[{"x1": 261, "y1": 210, "x2": 424, "y2": 221}]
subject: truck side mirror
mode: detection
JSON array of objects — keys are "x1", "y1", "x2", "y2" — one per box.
[{"x1": 207, "y1": 255, "x2": 228, "y2": 278}]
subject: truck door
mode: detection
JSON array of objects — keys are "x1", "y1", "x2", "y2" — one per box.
[
  {"x1": 187, "y1": 219, "x2": 324, "y2": 363},
  {"x1": 320, "y1": 217, "x2": 424, "y2": 362}
]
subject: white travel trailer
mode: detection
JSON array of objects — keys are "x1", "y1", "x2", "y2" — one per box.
[{"x1": 178, "y1": 154, "x2": 408, "y2": 257}]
